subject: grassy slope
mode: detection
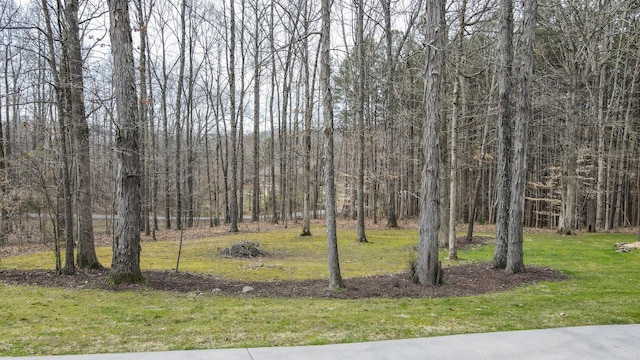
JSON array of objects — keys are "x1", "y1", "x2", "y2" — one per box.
[{"x1": 1, "y1": 228, "x2": 639, "y2": 356}]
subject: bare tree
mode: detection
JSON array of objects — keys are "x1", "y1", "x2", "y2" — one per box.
[
  {"x1": 228, "y1": 0, "x2": 240, "y2": 232},
  {"x1": 354, "y1": 0, "x2": 367, "y2": 243},
  {"x1": 64, "y1": 0, "x2": 102, "y2": 270},
  {"x1": 300, "y1": 0, "x2": 315, "y2": 236},
  {"x1": 416, "y1": 0, "x2": 444, "y2": 286},
  {"x1": 107, "y1": 0, "x2": 144, "y2": 285},
  {"x1": 174, "y1": 0, "x2": 188, "y2": 231},
  {"x1": 39, "y1": 0, "x2": 74, "y2": 274},
  {"x1": 251, "y1": 0, "x2": 262, "y2": 223},
  {"x1": 507, "y1": 0, "x2": 537, "y2": 273},
  {"x1": 321, "y1": 0, "x2": 343, "y2": 289},
  {"x1": 381, "y1": 0, "x2": 399, "y2": 229},
  {"x1": 492, "y1": 0, "x2": 513, "y2": 269},
  {"x1": 135, "y1": 0, "x2": 151, "y2": 237}
]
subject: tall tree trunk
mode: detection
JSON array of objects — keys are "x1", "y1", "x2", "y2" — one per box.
[
  {"x1": 269, "y1": 3, "x2": 278, "y2": 224},
  {"x1": 39, "y1": 0, "x2": 66, "y2": 260},
  {"x1": 135, "y1": 0, "x2": 151, "y2": 238},
  {"x1": 238, "y1": 0, "x2": 247, "y2": 224},
  {"x1": 107, "y1": 0, "x2": 144, "y2": 284},
  {"x1": 279, "y1": 26, "x2": 298, "y2": 228},
  {"x1": 416, "y1": 0, "x2": 444, "y2": 286},
  {"x1": 559, "y1": 86, "x2": 578, "y2": 235},
  {"x1": 65, "y1": 0, "x2": 102, "y2": 270},
  {"x1": 321, "y1": 0, "x2": 343, "y2": 290},
  {"x1": 174, "y1": 0, "x2": 187, "y2": 231},
  {"x1": 160, "y1": 36, "x2": 171, "y2": 230},
  {"x1": 381, "y1": 0, "x2": 398, "y2": 228},
  {"x1": 507, "y1": 0, "x2": 536, "y2": 274},
  {"x1": 61, "y1": 90, "x2": 75, "y2": 276},
  {"x1": 228, "y1": 0, "x2": 239, "y2": 232},
  {"x1": 60, "y1": 51, "x2": 75, "y2": 276},
  {"x1": 301, "y1": 1, "x2": 313, "y2": 236},
  {"x1": 0, "y1": 90, "x2": 5, "y2": 246},
  {"x1": 355, "y1": 0, "x2": 367, "y2": 243},
  {"x1": 251, "y1": 0, "x2": 261, "y2": 223},
  {"x1": 147, "y1": 47, "x2": 158, "y2": 238},
  {"x1": 492, "y1": 0, "x2": 514, "y2": 269},
  {"x1": 595, "y1": 61, "x2": 608, "y2": 232},
  {"x1": 42, "y1": 0, "x2": 75, "y2": 274},
  {"x1": 449, "y1": 0, "x2": 468, "y2": 260},
  {"x1": 185, "y1": 7, "x2": 196, "y2": 229}
]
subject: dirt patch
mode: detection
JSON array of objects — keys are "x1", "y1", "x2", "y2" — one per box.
[{"x1": 0, "y1": 263, "x2": 565, "y2": 299}]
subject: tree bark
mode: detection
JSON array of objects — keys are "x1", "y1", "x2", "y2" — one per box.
[
  {"x1": 40, "y1": 0, "x2": 73, "y2": 273},
  {"x1": 492, "y1": 0, "x2": 513, "y2": 269},
  {"x1": 355, "y1": 0, "x2": 367, "y2": 243},
  {"x1": 416, "y1": 0, "x2": 444, "y2": 286},
  {"x1": 269, "y1": 3, "x2": 278, "y2": 224},
  {"x1": 321, "y1": 0, "x2": 344, "y2": 289},
  {"x1": 252, "y1": 0, "x2": 261, "y2": 223},
  {"x1": 507, "y1": 0, "x2": 536, "y2": 274},
  {"x1": 65, "y1": 0, "x2": 102, "y2": 270},
  {"x1": 135, "y1": 0, "x2": 151, "y2": 237},
  {"x1": 301, "y1": 0, "x2": 313, "y2": 236},
  {"x1": 107, "y1": 0, "x2": 144, "y2": 285},
  {"x1": 174, "y1": 0, "x2": 187, "y2": 231},
  {"x1": 228, "y1": 0, "x2": 239, "y2": 232}
]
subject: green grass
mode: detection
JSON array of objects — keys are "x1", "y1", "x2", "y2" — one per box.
[{"x1": 1, "y1": 228, "x2": 639, "y2": 356}]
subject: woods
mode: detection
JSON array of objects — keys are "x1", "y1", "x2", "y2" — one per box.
[{"x1": 0, "y1": 0, "x2": 639, "y2": 282}]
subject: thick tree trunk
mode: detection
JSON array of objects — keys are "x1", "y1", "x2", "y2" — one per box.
[
  {"x1": 107, "y1": 0, "x2": 144, "y2": 285},
  {"x1": 64, "y1": 0, "x2": 102, "y2": 270},
  {"x1": 507, "y1": 0, "x2": 536, "y2": 274},
  {"x1": 416, "y1": 0, "x2": 444, "y2": 286},
  {"x1": 559, "y1": 87, "x2": 578, "y2": 235},
  {"x1": 492, "y1": 0, "x2": 514, "y2": 269}
]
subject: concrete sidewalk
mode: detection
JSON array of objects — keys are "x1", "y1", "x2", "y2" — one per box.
[{"x1": 3, "y1": 325, "x2": 639, "y2": 360}]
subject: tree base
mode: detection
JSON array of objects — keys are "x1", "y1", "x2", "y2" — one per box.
[
  {"x1": 300, "y1": 229, "x2": 312, "y2": 237},
  {"x1": 107, "y1": 271, "x2": 145, "y2": 286},
  {"x1": 77, "y1": 256, "x2": 104, "y2": 271}
]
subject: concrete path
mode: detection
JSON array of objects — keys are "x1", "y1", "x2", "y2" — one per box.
[{"x1": 3, "y1": 325, "x2": 638, "y2": 360}]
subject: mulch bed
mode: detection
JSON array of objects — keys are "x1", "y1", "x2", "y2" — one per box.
[
  {"x1": 0, "y1": 263, "x2": 565, "y2": 299},
  {"x1": 0, "y1": 232, "x2": 566, "y2": 299}
]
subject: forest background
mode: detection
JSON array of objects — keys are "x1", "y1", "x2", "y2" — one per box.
[{"x1": 0, "y1": 0, "x2": 638, "y2": 270}]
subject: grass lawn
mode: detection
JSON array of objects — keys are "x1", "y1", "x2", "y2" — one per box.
[{"x1": 1, "y1": 226, "x2": 639, "y2": 356}]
